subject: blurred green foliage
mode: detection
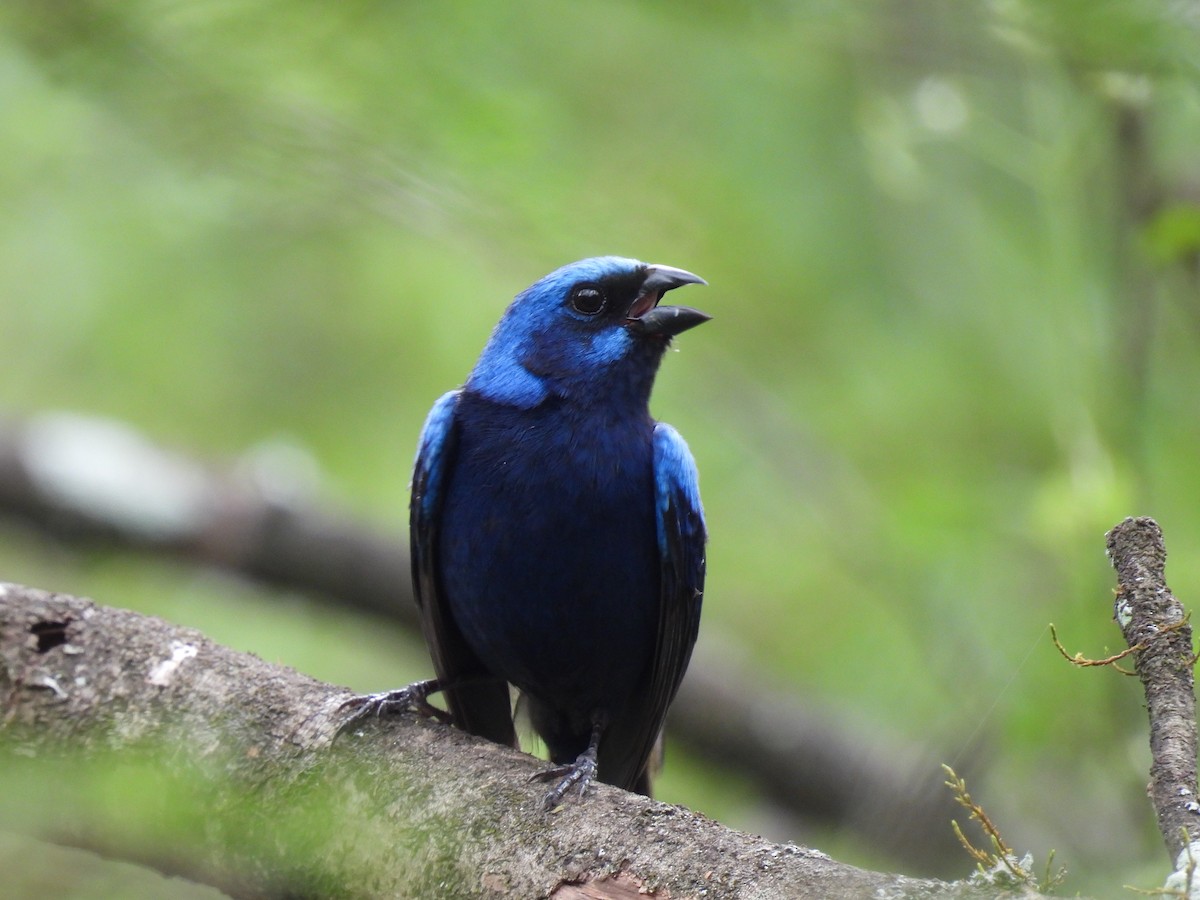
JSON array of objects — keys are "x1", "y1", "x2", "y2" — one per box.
[{"x1": 2, "y1": 0, "x2": 1199, "y2": 893}]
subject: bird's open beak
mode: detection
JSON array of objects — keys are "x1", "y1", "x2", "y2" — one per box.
[{"x1": 626, "y1": 265, "x2": 710, "y2": 337}]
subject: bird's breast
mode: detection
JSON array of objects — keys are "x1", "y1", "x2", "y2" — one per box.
[{"x1": 438, "y1": 394, "x2": 661, "y2": 714}]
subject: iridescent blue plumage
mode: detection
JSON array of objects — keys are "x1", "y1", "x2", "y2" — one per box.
[{"x1": 355, "y1": 256, "x2": 708, "y2": 802}]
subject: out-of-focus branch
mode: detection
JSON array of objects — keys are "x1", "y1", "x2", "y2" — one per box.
[
  {"x1": 0, "y1": 412, "x2": 414, "y2": 623},
  {"x1": 1106, "y1": 517, "x2": 1200, "y2": 862},
  {"x1": 0, "y1": 411, "x2": 968, "y2": 872},
  {"x1": 676, "y1": 639, "x2": 969, "y2": 867},
  {"x1": 0, "y1": 584, "x2": 1004, "y2": 899}
]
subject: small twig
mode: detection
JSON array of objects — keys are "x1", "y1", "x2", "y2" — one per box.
[
  {"x1": 942, "y1": 764, "x2": 1067, "y2": 892},
  {"x1": 1128, "y1": 834, "x2": 1199, "y2": 896},
  {"x1": 1049, "y1": 622, "x2": 1141, "y2": 674},
  {"x1": 943, "y1": 765, "x2": 1023, "y2": 878},
  {"x1": 1123, "y1": 883, "x2": 1187, "y2": 897},
  {"x1": 1106, "y1": 517, "x2": 1200, "y2": 863}
]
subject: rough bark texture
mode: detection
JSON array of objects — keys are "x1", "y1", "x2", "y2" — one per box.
[
  {"x1": 0, "y1": 583, "x2": 1022, "y2": 899},
  {"x1": 1107, "y1": 517, "x2": 1200, "y2": 861}
]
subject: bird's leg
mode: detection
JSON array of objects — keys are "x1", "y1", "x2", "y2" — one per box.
[
  {"x1": 334, "y1": 677, "x2": 452, "y2": 739},
  {"x1": 531, "y1": 714, "x2": 606, "y2": 810}
]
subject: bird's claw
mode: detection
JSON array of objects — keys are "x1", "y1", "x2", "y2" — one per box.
[
  {"x1": 334, "y1": 678, "x2": 450, "y2": 740},
  {"x1": 531, "y1": 752, "x2": 599, "y2": 810}
]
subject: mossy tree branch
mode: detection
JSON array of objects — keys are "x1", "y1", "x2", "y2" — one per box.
[{"x1": 1, "y1": 583, "x2": 1018, "y2": 899}]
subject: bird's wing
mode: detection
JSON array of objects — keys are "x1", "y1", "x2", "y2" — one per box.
[
  {"x1": 603, "y1": 422, "x2": 707, "y2": 792},
  {"x1": 411, "y1": 390, "x2": 517, "y2": 747}
]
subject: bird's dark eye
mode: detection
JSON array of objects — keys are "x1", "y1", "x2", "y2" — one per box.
[{"x1": 569, "y1": 284, "x2": 607, "y2": 316}]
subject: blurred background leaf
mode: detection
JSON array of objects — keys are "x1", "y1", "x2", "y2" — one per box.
[{"x1": 2, "y1": 0, "x2": 1200, "y2": 894}]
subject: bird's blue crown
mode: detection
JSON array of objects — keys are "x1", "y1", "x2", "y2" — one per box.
[{"x1": 466, "y1": 256, "x2": 649, "y2": 408}]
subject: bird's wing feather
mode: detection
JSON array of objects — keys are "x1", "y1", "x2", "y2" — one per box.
[
  {"x1": 411, "y1": 390, "x2": 517, "y2": 746},
  {"x1": 602, "y1": 422, "x2": 706, "y2": 791}
]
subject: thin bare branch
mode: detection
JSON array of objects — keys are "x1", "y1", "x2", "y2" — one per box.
[{"x1": 1106, "y1": 517, "x2": 1200, "y2": 863}]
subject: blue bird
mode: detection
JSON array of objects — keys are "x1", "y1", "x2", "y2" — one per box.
[{"x1": 343, "y1": 256, "x2": 708, "y2": 806}]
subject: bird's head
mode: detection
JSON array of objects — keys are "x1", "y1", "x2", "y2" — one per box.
[{"x1": 467, "y1": 256, "x2": 708, "y2": 408}]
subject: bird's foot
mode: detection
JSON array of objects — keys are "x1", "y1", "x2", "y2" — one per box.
[
  {"x1": 531, "y1": 748, "x2": 599, "y2": 810},
  {"x1": 335, "y1": 678, "x2": 450, "y2": 739}
]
